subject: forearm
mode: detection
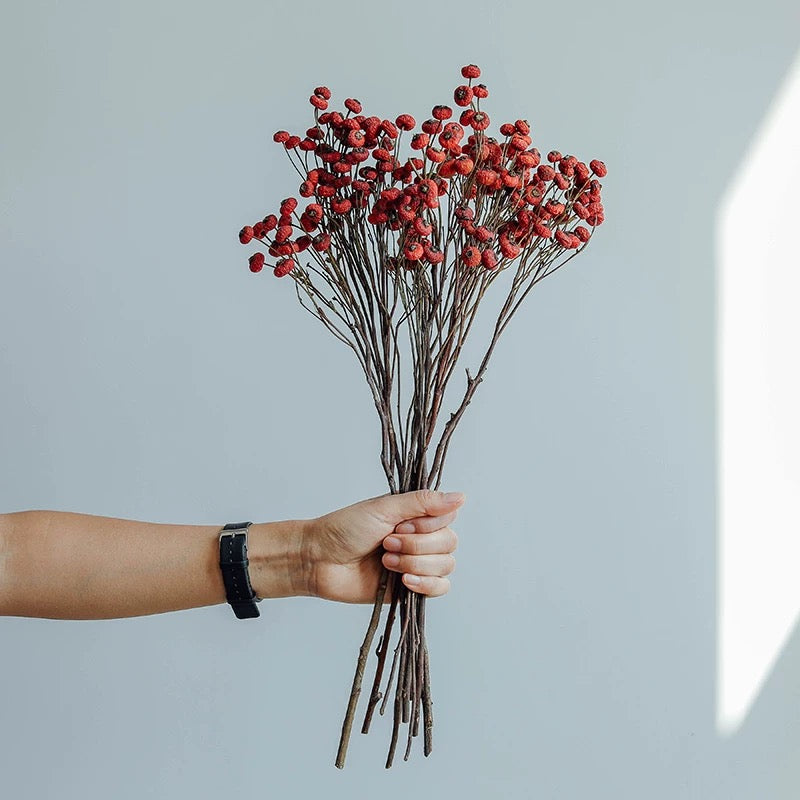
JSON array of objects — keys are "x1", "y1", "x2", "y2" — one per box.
[{"x1": 0, "y1": 510, "x2": 312, "y2": 620}]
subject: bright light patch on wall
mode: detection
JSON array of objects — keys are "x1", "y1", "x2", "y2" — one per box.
[{"x1": 717, "y1": 52, "x2": 800, "y2": 735}]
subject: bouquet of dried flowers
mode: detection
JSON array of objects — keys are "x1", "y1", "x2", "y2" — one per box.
[{"x1": 238, "y1": 64, "x2": 606, "y2": 768}]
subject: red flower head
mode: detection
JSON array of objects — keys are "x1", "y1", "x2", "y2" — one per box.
[
  {"x1": 404, "y1": 241, "x2": 424, "y2": 261},
  {"x1": 273, "y1": 258, "x2": 295, "y2": 277},
  {"x1": 313, "y1": 86, "x2": 331, "y2": 100},
  {"x1": 395, "y1": 114, "x2": 416, "y2": 131},
  {"x1": 589, "y1": 159, "x2": 608, "y2": 177},
  {"x1": 312, "y1": 233, "x2": 331, "y2": 251},
  {"x1": 481, "y1": 249, "x2": 498, "y2": 270},
  {"x1": 470, "y1": 111, "x2": 490, "y2": 131},
  {"x1": 248, "y1": 252, "x2": 265, "y2": 273},
  {"x1": 461, "y1": 64, "x2": 481, "y2": 79},
  {"x1": 461, "y1": 246, "x2": 482, "y2": 267},
  {"x1": 310, "y1": 95, "x2": 328, "y2": 110},
  {"x1": 453, "y1": 85, "x2": 473, "y2": 107},
  {"x1": 239, "y1": 225, "x2": 255, "y2": 244},
  {"x1": 344, "y1": 98, "x2": 363, "y2": 113},
  {"x1": 574, "y1": 226, "x2": 591, "y2": 243},
  {"x1": 273, "y1": 130, "x2": 290, "y2": 143},
  {"x1": 432, "y1": 105, "x2": 453, "y2": 121},
  {"x1": 472, "y1": 84, "x2": 489, "y2": 99}
]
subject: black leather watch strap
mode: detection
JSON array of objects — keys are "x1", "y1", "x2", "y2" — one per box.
[{"x1": 219, "y1": 522, "x2": 261, "y2": 619}]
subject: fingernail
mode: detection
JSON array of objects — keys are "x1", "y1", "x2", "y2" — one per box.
[
  {"x1": 443, "y1": 492, "x2": 465, "y2": 503},
  {"x1": 384, "y1": 553, "x2": 400, "y2": 566},
  {"x1": 405, "y1": 574, "x2": 420, "y2": 585},
  {"x1": 384, "y1": 536, "x2": 402, "y2": 550},
  {"x1": 395, "y1": 522, "x2": 414, "y2": 534}
]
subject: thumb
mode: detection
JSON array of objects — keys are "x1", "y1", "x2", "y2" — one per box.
[{"x1": 374, "y1": 489, "x2": 466, "y2": 524}]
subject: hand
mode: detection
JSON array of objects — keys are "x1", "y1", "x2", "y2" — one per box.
[{"x1": 302, "y1": 489, "x2": 464, "y2": 604}]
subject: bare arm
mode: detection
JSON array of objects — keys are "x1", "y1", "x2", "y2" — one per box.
[
  {"x1": 0, "y1": 510, "x2": 310, "y2": 619},
  {"x1": 0, "y1": 490, "x2": 463, "y2": 620}
]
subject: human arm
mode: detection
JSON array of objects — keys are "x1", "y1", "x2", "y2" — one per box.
[{"x1": 0, "y1": 490, "x2": 463, "y2": 619}]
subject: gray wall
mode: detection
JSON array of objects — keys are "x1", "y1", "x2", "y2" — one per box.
[{"x1": 1, "y1": 1, "x2": 798, "y2": 797}]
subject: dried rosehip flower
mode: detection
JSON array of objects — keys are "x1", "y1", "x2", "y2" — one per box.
[
  {"x1": 461, "y1": 246, "x2": 482, "y2": 267},
  {"x1": 425, "y1": 146, "x2": 446, "y2": 163},
  {"x1": 239, "y1": 225, "x2": 255, "y2": 244},
  {"x1": 252, "y1": 222, "x2": 266, "y2": 239},
  {"x1": 536, "y1": 164, "x2": 556, "y2": 181},
  {"x1": 345, "y1": 98, "x2": 363, "y2": 113},
  {"x1": 296, "y1": 235, "x2": 312, "y2": 251},
  {"x1": 514, "y1": 119, "x2": 530, "y2": 135},
  {"x1": 312, "y1": 232, "x2": 331, "y2": 251},
  {"x1": 422, "y1": 118, "x2": 443, "y2": 135},
  {"x1": 413, "y1": 217, "x2": 433, "y2": 236},
  {"x1": 313, "y1": 86, "x2": 331, "y2": 100},
  {"x1": 273, "y1": 257, "x2": 295, "y2": 277},
  {"x1": 402, "y1": 241, "x2": 423, "y2": 261},
  {"x1": 432, "y1": 105, "x2": 453, "y2": 121},
  {"x1": 554, "y1": 174, "x2": 570, "y2": 190},
  {"x1": 273, "y1": 130, "x2": 290, "y2": 143},
  {"x1": 461, "y1": 64, "x2": 481, "y2": 79},
  {"x1": 589, "y1": 159, "x2": 607, "y2": 177},
  {"x1": 472, "y1": 84, "x2": 489, "y2": 99},
  {"x1": 280, "y1": 198, "x2": 298, "y2": 215},
  {"x1": 453, "y1": 85, "x2": 473, "y2": 107},
  {"x1": 471, "y1": 111, "x2": 490, "y2": 131},
  {"x1": 395, "y1": 114, "x2": 416, "y2": 131},
  {"x1": 331, "y1": 197, "x2": 352, "y2": 214},
  {"x1": 380, "y1": 119, "x2": 399, "y2": 138},
  {"x1": 411, "y1": 133, "x2": 430, "y2": 150},
  {"x1": 453, "y1": 156, "x2": 474, "y2": 175},
  {"x1": 547, "y1": 150, "x2": 562, "y2": 163},
  {"x1": 481, "y1": 248, "x2": 498, "y2": 269},
  {"x1": 248, "y1": 252, "x2": 265, "y2": 273},
  {"x1": 574, "y1": 225, "x2": 591, "y2": 242},
  {"x1": 474, "y1": 225, "x2": 494, "y2": 243},
  {"x1": 554, "y1": 230, "x2": 573, "y2": 248},
  {"x1": 285, "y1": 135, "x2": 301, "y2": 149},
  {"x1": 262, "y1": 214, "x2": 278, "y2": 231},
  {"x1": 533, "y1": 222, "x2": 553, "y2": 238},
  {"x1": 274, "y1": 225, "x2": 293, "y2": 244},
  {"x1": 310, "y1": 95, "x2": 328, "y2": 110},
  {"x1": 459, "y1": 109, "x2": 475, "y2": 127}
]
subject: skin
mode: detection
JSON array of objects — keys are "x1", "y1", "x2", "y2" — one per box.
[{"x1": 0, "y1": 489, "x2": 464, "y2": 620}]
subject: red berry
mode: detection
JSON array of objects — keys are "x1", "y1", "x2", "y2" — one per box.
[
  {"x1": 239, "y1": 225, "x2": 254, "y2": 244},
  {"x1": 344, "y1": 98, "x2": 362, "y2": 113},
  {"x1": 280, "y1": 198, "x2": 298, "y2": 215},
  {"x1": 262, "y1": 214, "x2": 278, "y2": 232},
  {"x1": 574, "y1": 225, "x2": 591, "y2": 242},
  {"x1": 536, "y1": 165, "x2": 556, "y2": 181},
  {"x1": 310, "y1": 95, "x2": 328, "y2": 110},
  {"x1": 472, "y1": 84, "x2": 489, "y2": 99},
  {"x1": 411, "y1": 132, "x2": 430, "y2": 150},
  {"x1": 313, "y1": 86, "x2": 331, "y2": 99},
  {"x1": 461, "y1": 246, "x2": 482, "y2": 267},
  {"x1": 589, "y1": 159, "x2": 607, "y2": 177},
  {"x1": 432, "y1": 105, "x2": 453, "y2": 121},
  {"x1": 470, "y1": 111, "x2": 490, "y2": 131},
  {"x1": 461, "y1": 64, "x2": 481, "y2": 79},
  {"x1": 273, "y1": 130, "x2": 290, "y2": 143},
  {"x1": 273, "y1": 258, "x2": 295, "y2": 277},
  {"x1": 395, "y1": 114, "x2": 416, "y2": 131},
  {"x1": 481, "y1": 249, "x2": 498, "y2": 270},
  {"x1": 248, "y1": 252, "x2": 265, "y2": 273},
  {"x1": 312, "y1": 233, "x2": 331, "y2": 251},
  {"x1": 453, "y1": 85, "x2": 473, "y2": 107}
]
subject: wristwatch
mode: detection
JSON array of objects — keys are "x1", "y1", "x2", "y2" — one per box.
[{"x1": 219, "y1": 521, "x2": 262, "y2": 619}]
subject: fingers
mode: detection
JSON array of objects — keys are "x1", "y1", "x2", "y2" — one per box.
[
  {"x1": 401, "y1": 574, "x2": 451, "y2": 597},
  {"x1": 384, "y1": 525, "x2": 458, "y2": 556},
  {"x1": 373, "y1": 488, "x2": 466, "y2": 525},
  {"x1": 382, "y1": 551, "x2": 456, "y2": 577},
  {"x1": 394, "y1": 509, "x2": 458, "y2": 535}
]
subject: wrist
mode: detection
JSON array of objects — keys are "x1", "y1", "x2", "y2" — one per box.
[{"x1": 246, "y1": 519, "x2": 315, "y2": 599}]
